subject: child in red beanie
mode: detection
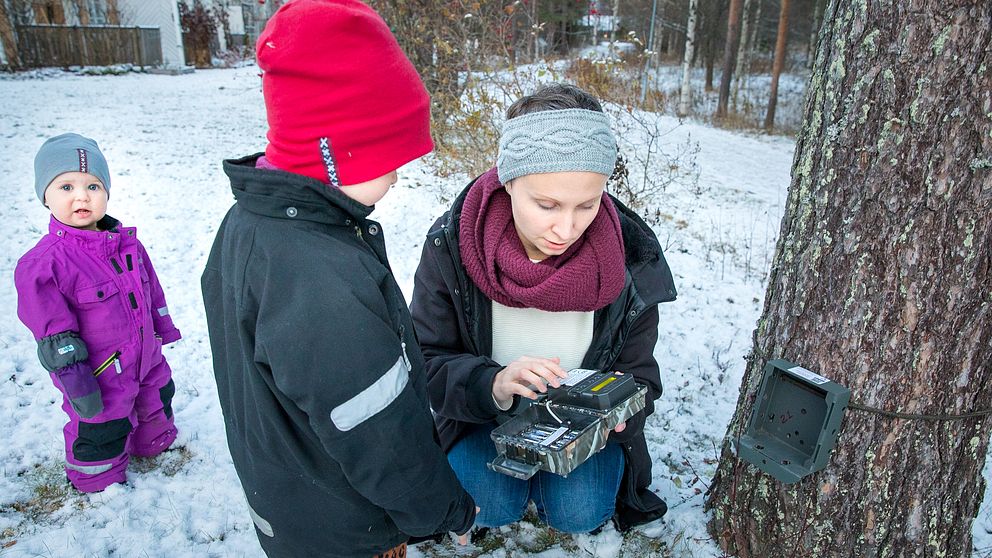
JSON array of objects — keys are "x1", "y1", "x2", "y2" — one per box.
[{"x1": 201, "y1": 1, "x2": 476, "y2": 557}]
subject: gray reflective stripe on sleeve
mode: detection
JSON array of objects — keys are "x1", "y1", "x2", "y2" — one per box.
[
  {"x1": 157, "y1": 306, "x2": 169, "y2": 317},
  {"x1": 246, "y1": 501, "x2": 274, "y2": 537},
  {"x1": 330, "y1": 355, "x2": 409, "y2": 432},
  {"x1": 65, "y1": 461, "x2": 113, "y2": 475}
]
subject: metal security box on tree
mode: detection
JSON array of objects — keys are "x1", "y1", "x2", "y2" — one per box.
[{"x1": 737, "y1": 359, "x2": 851, "y2": 483}]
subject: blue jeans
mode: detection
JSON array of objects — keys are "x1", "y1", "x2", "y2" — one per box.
[{"x1": 447, "y1": 422, "x2": 624, "y2": 533}]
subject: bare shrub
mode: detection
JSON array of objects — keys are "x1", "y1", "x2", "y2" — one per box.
[
  {"x1": 370, "y1": 1, "x2": 701, "y2": 209},
  {"x1": 178, "y1": 0, "x2": 218, "y2": 68}
]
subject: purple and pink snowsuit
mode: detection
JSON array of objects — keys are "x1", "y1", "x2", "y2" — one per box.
[{"x1": 15, "y1": 215, "x2": 180, "y2": 492}]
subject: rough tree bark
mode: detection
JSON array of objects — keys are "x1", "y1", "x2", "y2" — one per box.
[
  {"x1": 716, "y1": 0, "x2": 743, "y2": 117},
  {"x1": 707, "y1": 1, "x2": 992, "y2": 557},
  {"x1": 0, "y1": 1, "x2": 19, "y2": 69},
  {"x1": 678, "y1": 0, "x2": 699, "y2": 118},
  {"x1": 763, "y1": 0, "x2": 790, "y2": 131}
]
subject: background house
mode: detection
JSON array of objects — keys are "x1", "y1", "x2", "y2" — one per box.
[
  {"x1": 0, "y1": 0, "x2": 273, "y2": 69},
  {"x1": 116, "y1": 0, "x2": 185, "y2": 67}
]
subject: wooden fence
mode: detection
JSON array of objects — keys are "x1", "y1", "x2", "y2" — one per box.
[{"x1": 16, "y1": 25, "x2": 162, "y2": 68}]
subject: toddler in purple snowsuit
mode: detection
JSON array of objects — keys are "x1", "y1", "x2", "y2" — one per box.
[{"x1": 15, "y1": 133, "x2": 180, "y2": 493}]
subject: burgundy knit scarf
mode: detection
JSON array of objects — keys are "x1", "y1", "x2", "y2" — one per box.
[{"x1": 459, "y1": 168, "x2": 626, "y2": 312}]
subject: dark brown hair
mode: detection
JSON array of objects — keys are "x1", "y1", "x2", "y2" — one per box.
[{"x1": 505, "y1": 83, "x2": 605, "y2": 119}]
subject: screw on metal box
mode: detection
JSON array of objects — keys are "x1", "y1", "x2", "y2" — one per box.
[{"x1": 736, "y1": 359, "x2": 851, "y2": 483}]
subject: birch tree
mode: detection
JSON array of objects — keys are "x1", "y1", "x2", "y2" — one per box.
[
  {"x1": 730, "y1": 0, "x2": 752, "y2": 112},
  {"x1": 678, "y1": 0, "x2": 698, "y2": 117}
]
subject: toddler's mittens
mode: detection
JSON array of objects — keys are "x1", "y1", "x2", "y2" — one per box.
[
  {"x1": 37, "y1": 331, "x2": 104, "y2": 418},
  {"x1": 54, "y1": 362, "x2": 104, "y2": 418}
]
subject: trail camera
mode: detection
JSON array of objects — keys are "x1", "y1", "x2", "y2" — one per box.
[
  {"x1": 737, "y1": 359, "x2": 851, "y2": 483},
  {"x1": 489, "y1": 369, "x2": 647, "y2": 480}
]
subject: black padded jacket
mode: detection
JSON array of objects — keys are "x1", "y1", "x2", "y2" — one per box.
[{"x1": 202, "y1": 154, "x2": 476, "y2": 557}]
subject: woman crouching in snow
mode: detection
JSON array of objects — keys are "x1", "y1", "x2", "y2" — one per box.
[{"x1": 410, "y1": 83, "x2": 677, "y2": 536}]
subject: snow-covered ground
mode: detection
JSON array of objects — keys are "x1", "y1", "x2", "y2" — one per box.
[{"x1": 0, "y1": 65, "x2": 988, "y2": 558}]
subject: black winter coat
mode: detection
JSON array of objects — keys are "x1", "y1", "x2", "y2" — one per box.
[
  {"x1": 410, "y1": 178, "x2": 677, "y2": 531},
  {"x1": 201, "y1": 155, "x2": 475, "y2": 558}
]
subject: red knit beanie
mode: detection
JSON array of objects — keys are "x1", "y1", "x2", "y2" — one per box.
[{"x1": 257, "y1": 0, "x2": 432, "y2": 186}]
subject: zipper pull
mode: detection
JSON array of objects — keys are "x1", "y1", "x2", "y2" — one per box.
[
  {"x1": 399, "y1": 325, "x2": 411, "y2": 370},
  {"x1": 92, "y1": 351, "x2": 121, "y2": 377}
]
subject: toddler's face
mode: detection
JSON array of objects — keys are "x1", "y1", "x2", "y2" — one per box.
[{"x1": 44, "y1": 171, "x2": 108, "y2": 230}]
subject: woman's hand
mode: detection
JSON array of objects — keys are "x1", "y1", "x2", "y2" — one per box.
[
  {"x1": 493, "y1": 356, "x2": 569, "y2": 407},
  {"x1": 456, "y1": 507, "x2": 482, "y2": 545}
]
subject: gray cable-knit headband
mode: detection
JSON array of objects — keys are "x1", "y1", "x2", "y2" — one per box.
[{"x1": 496, "y1": 108, "x2": 618, "y2": 184}]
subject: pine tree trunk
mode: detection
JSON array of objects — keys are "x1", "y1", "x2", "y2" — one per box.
[
  {"x1": 762, "y1": 0, "x2": 790, "y2": 131},
  {"x1": 702, "y1": 0, "x2": 725, "y2": 92},
  {"x1": 0, "y1": 1, "x2": 19, "y2": 68},
  {"x1": 678, "y1": 0, "x2": 699, "y2": 118},
  {"x1": 705, "y1": 36, "x2": 715, "y2": 91},
  {"x1": 731, "y1": 0, "x2": 752, "y2": 112},
  {"x1": 716, "y1": 0, "x2": 743, "y2": 117},
  {"x1": 706, "y1": 1, "x2": 992, "y2": 556}
]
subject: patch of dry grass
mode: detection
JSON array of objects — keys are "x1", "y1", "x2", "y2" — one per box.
[{"x1": 130, "y1": 444, "x2": 192, "y2": 477}]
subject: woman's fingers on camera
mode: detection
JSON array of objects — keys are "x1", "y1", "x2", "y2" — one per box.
[
  {"x1": 519, "y1": 369, "x2": 550, "y2": 392},
  {"x1": 529, "y1": 358, "x2": 567, "y2": 386},
  {"x1": 501, "y1": 356, "x2": 570, "y2": 396},
  {"x1": 516, "y1": 384, "x2": 540, "y2": 400}
]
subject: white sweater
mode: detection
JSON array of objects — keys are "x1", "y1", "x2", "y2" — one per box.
[{"x1": 491, "y1": 301, "x2": 594, "y2": 372}]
